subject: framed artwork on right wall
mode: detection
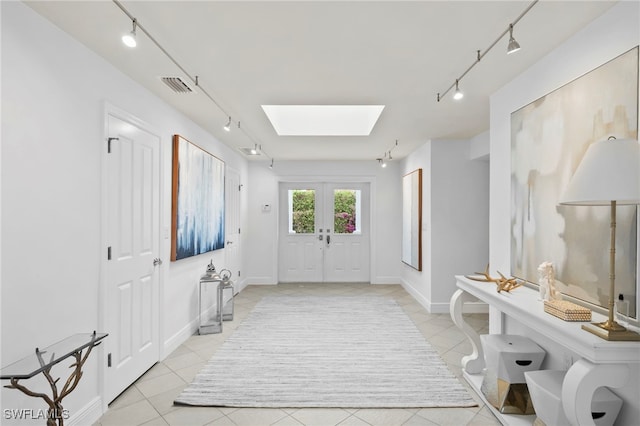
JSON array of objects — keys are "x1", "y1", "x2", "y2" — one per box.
[{"x1": 510, "y1": 46, "x2": 639, "y2": 320}]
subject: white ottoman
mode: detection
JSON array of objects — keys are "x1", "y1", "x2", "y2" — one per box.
[
  {"x1": 480, "y1": 334, "x2": 546, "y2": 414},
  {"x1": 525, "y1": 369, "x2": 623, "y2": 426}
]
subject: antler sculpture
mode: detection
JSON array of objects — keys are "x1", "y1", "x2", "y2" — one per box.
[{"x1": 465, "y1": 264, "x2": 523, "y2": 293}]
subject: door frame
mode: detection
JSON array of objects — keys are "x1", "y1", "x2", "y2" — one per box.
[
  {"x1": 276, "y1": 175, "x2": 376, "y2": 283},
  {"x1": 225, "y1": 166, "x2": 242, "y2": 291},
  {"x1": 99, "y1": 103, "x2": 164, "y2": 409}
]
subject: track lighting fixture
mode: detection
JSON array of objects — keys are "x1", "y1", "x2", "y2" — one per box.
[
  {"x1": 375, "y1": 140, "x2": 398, "y2": 168},
  {"x1": 269, "y1": 158, "x2": 274, "y2": 169},
  {"x1": 436, "y1": 0, "x2": 537, "y2": 102},
  {"x1": 507, "y1": 24, "x2": 521, "y2": 54},
  {"x1": 250, "y1": 144, "x2": 260, "y2": 155},
  {"x1": 114, "y1": 0, "x2": 270, "y2": 165},
  {"x1": 453, "y1": 80, "x2": 464, "y2": 100},
  {"x1": 121, "y1": 18, "x2": 137, "y2": 48}
]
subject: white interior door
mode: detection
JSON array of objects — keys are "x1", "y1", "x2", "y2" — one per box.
[
  {"x1": 105, "y1": 112, "x2": 161, "y2": 403},
  {"x1": 278, "y1": 182, "x2": 369, "y2": 283},
  {"x1": 225, "y1": 168, "x2": 241, "y2": 285}
]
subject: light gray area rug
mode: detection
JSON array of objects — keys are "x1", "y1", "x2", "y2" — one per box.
[{"x1": 174, "y1": 295, "x2": 477, "y2": 408}]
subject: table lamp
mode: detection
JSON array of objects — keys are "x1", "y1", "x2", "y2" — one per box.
[{"x1": 560, "y1": 136, "x2": 640, "y2": 341}]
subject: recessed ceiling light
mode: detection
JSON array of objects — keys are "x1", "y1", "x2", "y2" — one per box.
[{"x1": 261, "y1": 105, "x2": 385, "y2": 136}]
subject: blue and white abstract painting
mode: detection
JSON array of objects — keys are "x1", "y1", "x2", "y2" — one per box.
[{"x1": 172, "y1": 135, "x2": 225, "y2": 261}]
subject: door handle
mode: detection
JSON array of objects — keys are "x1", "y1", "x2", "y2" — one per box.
[
  {"x1": 153, "y1": 258, "x2": 163, "y2": 266},
  {"x1": 326, "y1": 235, "x2": 330, "y2": 245},
  {"x1": 226, "y1": 241, "x2": 233, "y2": 245}
]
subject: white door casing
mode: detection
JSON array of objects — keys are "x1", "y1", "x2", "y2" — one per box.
[
  {"x1": 225, "y1": 168, "x2": 241, "y2": 286},
  {"x1": 278, "y1": 182, "x2": 370, "y2": 283},
  {"x1": 103, "y1": 110, "x2": 161, "y2": 403}
]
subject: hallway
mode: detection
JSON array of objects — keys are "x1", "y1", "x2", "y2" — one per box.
[{"x1": 94, "y1": 283, "x2": 496, "y2": 426}]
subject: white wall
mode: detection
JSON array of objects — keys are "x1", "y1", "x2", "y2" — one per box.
[
  {"x1": 1, "y1": 2, "x2": 248, "y2": 424},
  {"x1": 400, "y1": 142, "x2": 433, "y2": 306},
  {"x1": 401, "y1": 139, "x2": 489, "y2": 313},
  {"x1": 489, "y1": 2, "x2": 639, "y2": 423},
  {"x1": 245, "y1": 160, "x2": 402, "y2": 284},
  {"x1": 469, "y1": 130, "x2": 489, "y2": 161}
]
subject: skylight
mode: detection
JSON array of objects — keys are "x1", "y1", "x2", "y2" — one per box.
[{"x1": 261, "y1": 105, "x2": 385, "y2": 136}]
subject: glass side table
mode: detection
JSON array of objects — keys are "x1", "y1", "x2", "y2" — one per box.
[{"x1": 0, "y1": 331, "x2": 108, "y2": 426}]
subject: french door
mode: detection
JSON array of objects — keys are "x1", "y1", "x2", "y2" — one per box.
[{"x1": 278, "y1": 182, "x2": 370, "y2": 282}]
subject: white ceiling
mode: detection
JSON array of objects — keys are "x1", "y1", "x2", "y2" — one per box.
[{"x1": 26, "y1": 0, "x2": 616, "y2": 162}]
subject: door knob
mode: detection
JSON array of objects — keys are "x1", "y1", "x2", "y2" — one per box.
[
  {"x1": 326, "y1": 235, "x2": 330, "y2": 245},
  {"x1": 153, "y1": 258, "x2": 163, "y2": 266},
  {"x1": 226, "y1": 241, "x2": 233, "y2": 245}
]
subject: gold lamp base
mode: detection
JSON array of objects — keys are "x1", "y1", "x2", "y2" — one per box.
[{"x1": 582, "y1": 320, "x2": 640, "y2": 341}]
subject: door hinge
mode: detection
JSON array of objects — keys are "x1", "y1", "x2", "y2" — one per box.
[
  {"x1": 107, "y1": 246, "x2": 112, "y2": 260},
  {"x1": 107, "y1": 353, "x2": 112, "y2": 368},
  {"x1": 238, "y1": 270, "x2": 241, "y2": 277},
  {"x1": 238, "y1": 228, "x2": 241, "y2": 234},
  {"x1": 107, "y1": 137, "x2": 119, "y2": 154}
]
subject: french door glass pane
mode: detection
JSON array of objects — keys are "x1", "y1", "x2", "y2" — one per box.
[
  {"x1": 288, "y1": 189, "x2": 315, "y2": 234},
  {"x1": 333, "y1": 189, "x2": 361, "y2": 234}
]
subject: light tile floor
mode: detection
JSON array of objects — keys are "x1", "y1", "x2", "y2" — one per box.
[{"x1": 94, "y1": 283, "x2": 498, "y2": 426}]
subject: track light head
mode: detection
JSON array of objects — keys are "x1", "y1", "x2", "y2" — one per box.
[
  {"x1": 223, "y1": 116, "x2": 232, "y2": 132},
  {"x1": 453, "y1": 79, "x2": 464, "y2": 100},
  {"x1": 507, "y1": 24, "x2": 521, "y2": 54},
  {"x1": 250, "y1": 144, "x2": 260, "y2": 155},
  {"x1": 436, "y1": 1, "x2": 537, "y2": 104},
  {"x1": 122, "y1": 19, "x2": 137, "y2": 48}
]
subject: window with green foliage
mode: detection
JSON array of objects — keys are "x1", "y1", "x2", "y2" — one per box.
[
  {"x1": 288, "y1": 188, "x2": 361, "y2": 234},
  {"x1": 290, "y1": 189, "x2": 315, "y2": 234},
  {"x1": 334, "y1": 189, "x2": 359, "y2": 234}
]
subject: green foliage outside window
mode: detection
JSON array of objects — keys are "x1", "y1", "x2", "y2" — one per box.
[
  {"x1": 292, "y1": 190, "x2": 315, "y2": 233},
  {"x1": 291, "y1": 189, "x2": 357, "y2": 234},
  {"x1": 333, "y1": 190, "x2": 356, "y2": 234}
]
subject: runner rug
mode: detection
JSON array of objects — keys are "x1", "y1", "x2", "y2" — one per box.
[{"x1": 174, "y1": 295, "x2": 477, "y2": 408}]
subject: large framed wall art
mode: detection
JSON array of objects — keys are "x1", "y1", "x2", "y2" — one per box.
[
  {"x1": 171, "y1": 135, "x2": 225, "y2": 261},
  {"x1": 402, "y1": 168, "x2": 422, "y2": 271},
  {"x1": 511, "y1": 47, "x2": 639, "y2": 318}
]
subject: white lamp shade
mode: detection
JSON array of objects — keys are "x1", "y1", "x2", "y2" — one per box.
[{"x1": 560, "y1": 138, "x2": 640, "y2": 206}]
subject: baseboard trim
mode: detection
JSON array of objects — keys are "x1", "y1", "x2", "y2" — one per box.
[
  {"x1": 400, "y1": 279, "x2": 489, "y2": 314},
  {"x1": 163, "y1": 319, "x2": 196, "y2": 360},
  {"x1": 68, "y1": 396, "x2": 102, "y2": 426},
  {"x1": 245, "y1": 277, "x2": 278, "y2": 285},
  {"x1": 400, "y1": 279, "x2": 432, "y2": 312}
]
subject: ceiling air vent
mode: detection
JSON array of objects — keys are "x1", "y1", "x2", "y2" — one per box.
[{"x1": 161, "y1": 77, "x2": 194, "y2": 93}]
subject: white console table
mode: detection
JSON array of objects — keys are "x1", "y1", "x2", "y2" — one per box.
[{"x1": 450, "y1": 275, "x2": 640, "y2": 426}]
